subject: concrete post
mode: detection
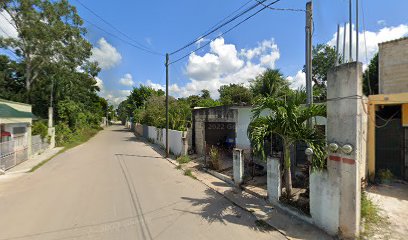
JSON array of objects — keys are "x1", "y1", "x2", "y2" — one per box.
[
  {"x1": 325, "y1": 62, "x2": 366, "y2": 238},
  {"x1": 47, "y1": 107, "x2": 55, "y2": 149},
  {"x1": 48, "y1": 107, "x2": 53, "y2": 128},
  {"x1": 233, "y1": 148, "x2": 244, "y2": 186},
  {"x1": 181, "y1": 131, "x2": 188, "y2": 156},
  {"x1": 27, "y1": 124, "x2": 32, "y2": 157},
  {"x1": 267, "y1": 157, "x2": 281, "y2": 204}
]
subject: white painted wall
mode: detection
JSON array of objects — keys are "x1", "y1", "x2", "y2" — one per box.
[
  {"x1": 235, "y1": 108, "x2": 252, "y2": 150},
  {"x1": 310, "y1": 171, "x2": 340, "y2": 235},
  {"x1": 144, "y1": 125, "x2": 187, "y2": 156}
]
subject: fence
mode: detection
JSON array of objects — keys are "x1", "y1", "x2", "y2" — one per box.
[
  {"x1": 134, "y1": 124, "x2": 189, "y2": 156},
  {"x1": 0, "y1": 140, "x2": 29, "y2": 171},
  {"x1": 31, "y1": 135, "x2": 50, "y2": 155}
]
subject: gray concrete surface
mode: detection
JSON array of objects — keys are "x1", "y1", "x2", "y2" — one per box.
[{"x1": 0, "y1": 125, "x2": 286, "y2": 240}]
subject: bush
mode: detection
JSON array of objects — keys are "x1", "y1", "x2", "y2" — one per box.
[
  {"x1": 32, "y1": 120, "x2": 48, "y2": 139},
  {"x1": 55, "y1": 122, "x2": 73, "y2": 146},
  {"x1": 209, "y1": 146, "x2": 220, "y2": 170}
]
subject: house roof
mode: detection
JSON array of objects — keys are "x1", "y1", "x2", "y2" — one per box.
[{"x1": 0, "y1": 104, "x2": 36, "y2": 119}]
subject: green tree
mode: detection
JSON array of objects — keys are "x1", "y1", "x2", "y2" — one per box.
[
  {"x1": 303, "y1": 44, "x2": 338, "y2": 101},
  {"x1": 250, "y1": 69, "x2": 290, "y2": 98},
  {"x1": 1, "y1": 0, "x2": 93, "y2": 96},
  {"x1": 248, "y1": 90, "x2": 326, "y2": 197},
  {"x1": 219, "y1": 84, "x2": 253, "y2": 105},
  {"x1": 201, "y1": 89, "x2": 211, "y2": 99},
  {"x1": 363, "y1": 53, "x2": 379, "y2": 96}
]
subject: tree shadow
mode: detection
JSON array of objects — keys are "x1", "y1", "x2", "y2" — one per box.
[{"x1": 177, "y1": 188, "x2": 278, "y2": 233}]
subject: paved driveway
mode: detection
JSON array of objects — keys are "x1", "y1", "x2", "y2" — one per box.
[{"x1": 0, "y1": 125, "x2": 285, "y2": 240}]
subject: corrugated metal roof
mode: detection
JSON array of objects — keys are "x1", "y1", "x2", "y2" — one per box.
[{"x1": 0, "y1": 104, "x2": 35, "y2": 118}]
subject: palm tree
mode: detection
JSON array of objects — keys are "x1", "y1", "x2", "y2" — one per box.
[{"x1": 248, "y1": 89, "x2": 326, "y2": 197}]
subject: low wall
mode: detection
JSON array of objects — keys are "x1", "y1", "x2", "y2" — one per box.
[
  {"x1": 310, "y1": 170, "x2": 340, "y2": 235},
  {"x1": 136, "y1": 124, "x2": 189, "y2": 156},
  {"x1": 31, "y1": 135, "x2": 49, "y2": 155}
]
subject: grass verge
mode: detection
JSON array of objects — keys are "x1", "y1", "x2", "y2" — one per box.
[
  {"x1": 29, "y1": 128, "x2": 101, "y2": 172},
  {"x1": 177, "y1": 155, "x2": 190, "y2": 165}
]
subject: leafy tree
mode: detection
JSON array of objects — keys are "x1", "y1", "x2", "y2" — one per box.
[
  {"x1": 303, "y1": 44, "x2": 338, "y2": 101},
  {"x1": 250, "y1": 69, "x2": 290, "y2": 98},
  {"x1": 363, "y1": 53, "x2": 378, "y2": 96},
  {"x1": 0, "y1": 55, "x2": 25, "y2": 101},
  {"x1": 248, "y1": 90, "x2": 326, "y2": 197},
  {"x1": 219, "y1": 84, "x2": 253, "y2": 105},
  {"x1": 1, "y1": 0, "x2": 93, "y2": 97},
  {"x1": 201, "y1": 89, "x2": 211, "y2": 99}
]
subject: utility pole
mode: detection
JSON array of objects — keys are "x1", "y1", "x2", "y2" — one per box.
[
  {"x1": 165, "y1": 53, "x2": 169, "y2": 158},
  {"x1": 305, "y1": 1, "x2": 313, "y2": 127},
  {"x1": 349, "y1": 0, "x2": 353, "y2": 61},
  {"x1": 336, "y1": 24, "x2": 340, "y2": 66},
  {"x1": 343, "y1": 22, "x2": 347, "y2": 63},
  {"x1": 356, "y1": 0, "x2": 359, "y2": 62}
]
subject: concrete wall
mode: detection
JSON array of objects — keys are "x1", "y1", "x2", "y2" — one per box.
[
  {"x1": 379, "y1": 37, "x2": 408, "y2": 94},
  {"x1": 310, "y1": 171, "x2": 340, "y2": 235},
  {"x1": 193, "y1": 106, "x2": 238, "y2": 155},
  {"x1": 235, "y1": 108, "x2": 252, "y2": 150},
  {"x1": 139, "y1": 125, "x2": 188, "y2": 156},
  {"x1": 309, "y1": 62, "x2": 367, "y2": 238}
]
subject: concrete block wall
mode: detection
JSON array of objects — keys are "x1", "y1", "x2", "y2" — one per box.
[
  {"x1": 267, "y1": 157, "x2": 281, "y2": 204},
  {"x1": 379, "y1": 37, "x2": 408, "y2": 94}
]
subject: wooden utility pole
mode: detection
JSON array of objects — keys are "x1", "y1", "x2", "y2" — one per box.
[
  {"x1": 305, "y1": 1, "x2": 313, "y2": 127},
  {"x1": 165, "y1": 53, "x2": 169, "y2": 157}
]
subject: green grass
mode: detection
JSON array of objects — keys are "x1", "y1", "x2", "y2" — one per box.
[
  {"x1": 360, "y1": 192, "x2": 388, "y2": 238},
  {"x1": 176, "y1": 155, "x2": 190, "y2": 165},
  {"x1": 184, "y1": 169, "x2": 196, "y2": 179},
  {"x1": 29, "y1": 128, "x2": 101, "y2": 172}
]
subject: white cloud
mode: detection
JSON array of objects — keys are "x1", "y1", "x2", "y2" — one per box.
[
  {"x1": 95, "y1": 76, "x2": 130, "y2": 106},
  {"x1": 119, "y1": 73, "x2": 134, "y2": 87},
  {"x1": 286, "y1": 70, "x2": 305, "y2": 90},
  {"x1": 328, "y1": 24, "x2": 408, "y2": 64},
  {"x1": 90, "y1": 38, "x2": 122, "y2": 70},
  {"x1": 146, "y1": 79, "x2": 164, "y2": 91},
  {"x1": 0, "y1": 10, "x2": 18, "y2": 39},
  {"x1": 169, "y1": 37, "x2": 280, "y2": 98},
  {"x1": 95, "y1": 77, "x2": 104, "y2": 90}
]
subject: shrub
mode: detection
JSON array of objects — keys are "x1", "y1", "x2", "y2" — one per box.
[
  {"x1": 209, "y1": 146, "x2": 220, "y2": 170},
  {"x1": 55, "y1": 122, "x2": 73, "y2": 146},
  {"x1": 378, "y1": 169, "x2": 394, "y2": 183},
  {"x1": 32, "y1": 120, "x2": 48, "y2": 139}
]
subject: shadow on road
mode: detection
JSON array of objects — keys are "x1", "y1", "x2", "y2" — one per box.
[
  {"x1": 178, "y1": 189, "x2": 277, "y2": 233},
  {"x1": 115, "y1": 154, "x2": 164, "y2": 159}
]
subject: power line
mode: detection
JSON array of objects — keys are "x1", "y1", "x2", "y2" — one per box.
[
  {"x1": 169, "y1": 0, "x2": 282, "y2": 65},
  {"x1": 82, "y1": 17, "x2": 164, "y2": 56},
  {"x1": 170, "y1": 0, "x2": 272, "y2": 56},
  {"x1": 73, "y1": 0, "x2": 163, "y2": 56},
  {"x1": 252, "y1": 0, "x2": 305, "y2": 12}
]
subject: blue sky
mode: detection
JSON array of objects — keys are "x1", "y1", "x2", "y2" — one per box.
[{"x1": 2, "y1": 0, "x2": 408, "y2": 105}]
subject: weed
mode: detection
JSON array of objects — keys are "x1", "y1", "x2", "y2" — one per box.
[
  {"x1": 209, "y1": 146, "x2": 220, "y2": 170},
  {"x1": 184, "y1": 169, "x2": 196, "y2": 179},
  {"x1": 360, "y1": 192, "x2": 388, "y2": 238},
  {"x1": 175, "y1": 165, "x2": 182, "y2": 170},
  {"x1": 177, "y1": 155, "x2": 190, "y2": 164}
]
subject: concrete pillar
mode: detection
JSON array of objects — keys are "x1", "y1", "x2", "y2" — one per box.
[
  {"x1": 48, "y1": 107, "x2": 53, "y2": 128},
  {"x1": 27, "y1": 124, "x2": 32, "y2": 157},
  {"x1": 233, "y1": 148, "x2": 244, "y2": 186},
  {"x1": 48, "y1": 127, "x2": 55, "y2": 149},
  {"x1": 267, "y1": 157, "x2": 281, "y2": 204},
  {"x1": 325, "y1": 62, "x2": 366, "y2": 238},
  {"x1": 181, "y1": 131, "x2": 188, "y2": 156}
]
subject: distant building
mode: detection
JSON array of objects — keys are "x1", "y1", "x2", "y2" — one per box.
[
  {"x1": 0, "y1": 99, "x2": 35, "y2": 170},
  {"x1": 368, "y1": 37, "x2": 408, "y2": 181}
]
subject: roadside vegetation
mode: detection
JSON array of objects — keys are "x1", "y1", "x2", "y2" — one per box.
[
  {"x1": 360, "y1": 192, "x2": 389, "y2": 238},
  {"x1": 0, "y1": 0, "x2": 113, "y2": 148}
]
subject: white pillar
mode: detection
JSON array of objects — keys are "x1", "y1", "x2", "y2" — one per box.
[
  {"x1": 267, "y1": 157, "x2": 281, "y2": 204},
  {"x1": 233, "y1": 148, "x2": 244, "y2": 186}
]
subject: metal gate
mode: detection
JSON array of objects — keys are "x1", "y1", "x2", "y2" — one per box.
[
  {"x1": 376, "y1": 117, "x2": 404, "y2": 179},
  {"x1": 0, "y1": 140, "x2": 29, "y2": 171}
]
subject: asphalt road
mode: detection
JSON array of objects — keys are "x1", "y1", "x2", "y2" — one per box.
[{"x1": 0, "y1": 125, "x2": 286, "y2": 240}]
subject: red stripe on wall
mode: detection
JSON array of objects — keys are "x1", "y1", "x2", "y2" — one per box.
[
  {"x1": 342, "y1": 158, "x2": 355, "y2": 165},
  {"x1": 329, "y1": 155, "x2": 341, "y2": 162}
]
